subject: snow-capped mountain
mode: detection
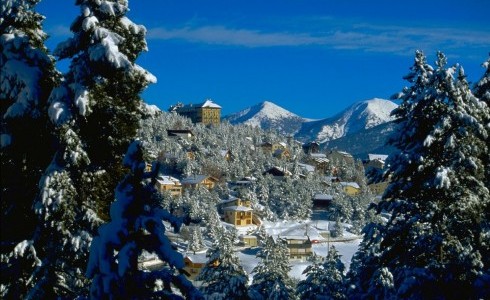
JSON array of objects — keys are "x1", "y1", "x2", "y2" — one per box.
[
  {"x1": 224, "y1": 98, "x2": 398, "y2": 145},
  {"x1": 295, "y1": 98, "x2": 398, "y2": 143},
  {"x1": 322, "y1": 121, "x2": 399, "y2": 157},
  {"x1": 223, "y1": 101, "x2": 305, "y2": 136}
]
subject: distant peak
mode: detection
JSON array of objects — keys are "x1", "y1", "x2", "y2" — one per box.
[{"x1": 260, "y1": 100, "x2": 278, "y2": 107}]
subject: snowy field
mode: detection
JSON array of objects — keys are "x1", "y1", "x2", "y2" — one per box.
[{"x1": 234, "y1": 218, "x2": 361, "y2": 282}]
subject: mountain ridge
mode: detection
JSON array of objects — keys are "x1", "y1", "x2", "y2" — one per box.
[{"x1": 224, "y1": 98, "x2": 398, "y2": 145}]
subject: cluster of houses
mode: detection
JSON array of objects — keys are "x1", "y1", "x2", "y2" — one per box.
[{"x1": 157, "y1": 100, "x2": 391, "y2": 278}]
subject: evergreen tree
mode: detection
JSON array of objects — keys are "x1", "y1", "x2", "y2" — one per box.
[
  {"x1": 187, "y1": 225, "x2": 205, "y2": 254},
  {"x1": 249, "y1": 236, "x2": 297, "y2": 300},
  {"x1": 86, "y1": 141, "x2": 202, "y2": 299},
  {"x1": 330, "y1": 218, "x2": 344, "y2": 238},
  {"x1": 0, "y1": 0, "x2": 58, "y2": 244},
  {"x1": 297, "y1": 246, "x2": 346, "y2": 300},
  {"x1": 473, "y1": 55, "x2": 489, "y2": 105},
  {"x1": 52, "y1": 0, "x2": 156, "y2": 220},
  {"x1": 197, "y1": 227, "x2": 249, "y2": 300},
  {"x1": 348, "y1": 51, "x2": 490, "y2": 299},
  {"x1": 2, "y1": 1, "x2": 157, "y2": 297}
]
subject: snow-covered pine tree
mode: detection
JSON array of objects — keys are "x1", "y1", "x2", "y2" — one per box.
[
  {"x1": 249, "y1": 235, "x2": 297, "y2": 300},
  {"x1": 86, "y1": 140, "x2": 202, "y2": 299},
  {"x1": 348, "y1": 51, "x2": 490, "y2": 299},
  {"x1": 296, "y1": 246, "x2": 346, "y2": 300},
  {"x1": 52, "y1": 0, "x2": 156, "y2": 220},
  {"x1": 473, "y1": 55, "x2": 490, "y2": 105},
  {"x1": 2, "y1": 1, "x2": 158, "y2": 297},
  {"x1": 0, "y1": 0, "x2": 59, "y2": 244},
  {"x1": 187, "y1": 225, "x2": 205, "y2": 254},
  {"x1": 330, "y1": 218, "x2": 344, "y2": 238},
  {"x1": 197, "y1": 227, "x2": 249, "y2": 300}
]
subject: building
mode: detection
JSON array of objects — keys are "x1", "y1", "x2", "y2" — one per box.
[
  {"x1": 220, "y1": 195, "x2": 253, "y2": 227},
  {"x1": 220, "y1": 149, "x2": 233, "y2": 162},
  {"x1": 240, "y1": 235, "x2": 258, "y2": 247},
  {"x1": 302, "y1": 141, "x2": 320, "y2": 154},
  {"x1": 181, "y1": 175, "x2": 219, "y2": 190},
  {"x1": 312, "y1": 193, "x2": 334, "y2": 210},
  {"x1": 223, "y1": 206, "x2": 253, "y2": 226},
  {"x1": 170, "y1": 99, "x2": 221, "y2": 125},
  {"x1": 327, "y1": 150, "x2": 355, "y2": 165},
  {"x1": 273, "y1": 148, "x2": 291, "y2": 160},
  {"x1": 307, "y1": 153, "x2": 329, "y2": 173},
  {"x1": 155, "y1": 175, "x2": 182, "y2": 197},
  {"x1": 220, "y1": 195, "x2": 251, "y2": 208},
  {"x1": 183, "y1": 253, "x2": 208, "y2": 280},
  {"x1": 263, "y1": 166, "x2": 292, "y2": 178},
  {"x1": 259, "y1": 142, "x2": 273, "y2": 153},
  {"x1": 166, "y1": 129, "x2": 194, "y2": 140},
  {"x1": 365, "y1": 153, "x2": 389, "y2": 170},
  {"x1": 279, "y1": 235, "x2": 313, "y2": 261},
  {"x1": 340, "y1": 181, "x2": 361, "y2": 196}
]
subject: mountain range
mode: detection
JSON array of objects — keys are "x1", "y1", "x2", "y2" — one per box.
[{"x1": 223, "y1": 98, "x2": 399, "y2": 157}]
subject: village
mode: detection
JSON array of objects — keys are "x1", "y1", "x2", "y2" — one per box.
[{"x1": 139, "y1": 99, "x2": 391, "y2": 283}]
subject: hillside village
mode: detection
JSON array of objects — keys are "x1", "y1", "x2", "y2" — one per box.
[
  {"x1": 138, "y1": 99, "x2": 389, "y2": 284},
  {"x1": 3, "y1": 1, "x2": 488, "y2": 298}
]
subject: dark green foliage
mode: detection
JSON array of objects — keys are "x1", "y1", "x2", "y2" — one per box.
[{"x1": 348, "y1": 51, "x2": 490, "y2": 299}]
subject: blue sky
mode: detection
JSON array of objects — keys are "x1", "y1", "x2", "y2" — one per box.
[{"x1": 37, "y1": 0, "x2": 489, "y2": 119}]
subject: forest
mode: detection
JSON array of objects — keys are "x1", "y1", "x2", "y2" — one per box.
[{"x1": 1, "y1": 0, "x2": 489, "y2": 299}]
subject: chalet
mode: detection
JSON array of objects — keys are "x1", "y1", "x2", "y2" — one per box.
[
  {"x1": 340, "y1": 181, "x2": 361, "y2": 196},
  {"x1": 298, "y1": 163, "x2": 315, "y2": 174},
  {"x1": 312, "y1": 193, "x2": 334, "y2": 210},
  {"x1": 220, "y1": 149, "x2": 233, "y2": 161},
  {"x1": 260, "y1": 142, "x2": 273, "y2": 153},
  {"x1": 223, "y1": 206, "x2": 253, "y2": 226},
  {"x1": 181, "y1": 175, "x2": 219, "y2": 190},
  {"x1": 327, "y1": 150, "x2": 355, "y2": 165},
  {"x1": 272, "y1": 142, "x2": 287, "y2": 153},
  {"x1": 220, "y1": 195, "x2": 251, "y2": 208},
  {"x1": 166, "y1": 129, "x2": 194, "y2": 140},
  {"x1": 155, "y1": 175, "x2": 182, "y2": 197},
  {"x1": 183, "y1": 253, "x2": 208, "y2": 280},
  {"x1": 170, "y1": 99, "x2": 221, "y2": 125},
  {"x1": 279, "y1": 235, "x2": 313, "y2": 261},
  {"x1": 307, "y1": 153, "x2": 329, "y2": 173},
  {"x1": 365, "y1": 154, "x2": 389, "y2": 170},
  {"x1": 230, "y1": 176, "x2": 256, "y2": 190},
  {"x1": 302, "y1": 141, "x2": 320, "y2": 154},
  {"x1": 263, "y1": 166, "x2": 292, "y2": 178},
  {"x1": 273, "y1": 148, "x2": 291, "y2": 160},
  {"x1": 240, "y1": 235, "x2": 258, "y2": 247}
]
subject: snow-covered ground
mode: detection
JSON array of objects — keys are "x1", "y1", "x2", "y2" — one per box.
[{"x1": 234, "y1": 218, "x2": 361, "y2": 282}]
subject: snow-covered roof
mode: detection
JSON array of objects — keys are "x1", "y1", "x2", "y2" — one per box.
[
  {"x1": 368, "y1": 154, "x2": 388, "y2": 161},
  {"x1": 199, "y1": 99, "x2": 221, "y2": 108},
  {"x1": 220, "y1": 149, "x2": 231, "y2": 157},
  {"x1": 185, "y1": 253, "x2": 208, "y2": 264},
  {"x1": 220, "y1": 195, "x2": 240, "y2": 204},
  {"x1": 264, "y1": 166, "x2": 292, "y2": 176},
  {"x1": 156, "y1": 176, "x2": 180, "y2": 185},
  {"x1": 223, "y1": 206, "x2": 253, "y2": 212},
  {"x1": 337, "y1": 151, "x2": 353, "y2": 157},
  {"x1": 181, "y1": 175, "x2": 215, "y2": 184},
  {"x1": 340, "y1": 182, "x2": 360, "y2": 189},
  {"x1": 310, "y1": 153, "x2": 327, "y2": 159},
  {"x1": 298, "y1": 163, "x2": 315, "y2": 173},
  {"x1": 325, "y1": 176, "x2": 340, "y2": 182},
  {"x1": 313, "y1": 194, "x2": 334, "y2": 200},
  {"x1": 278, "y1": 235, "x2": 310, "y2": 241}
]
